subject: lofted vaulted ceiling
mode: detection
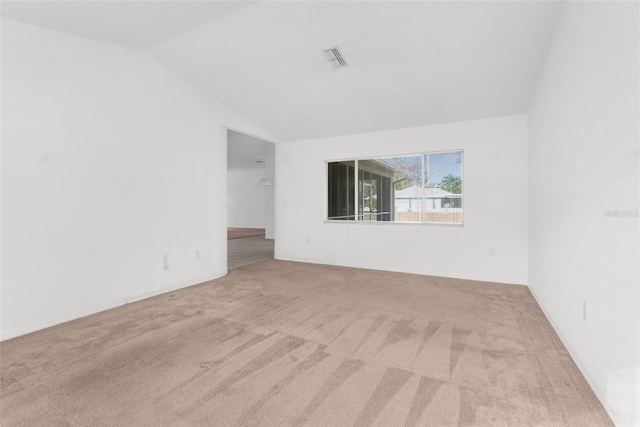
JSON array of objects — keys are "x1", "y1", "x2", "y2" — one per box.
[
  {"x1": 0, "y1": 1, "x2": 259, "y2": 50},
  {"x1": 1, "y1": 1, "x2": 564, "y2": 142}
]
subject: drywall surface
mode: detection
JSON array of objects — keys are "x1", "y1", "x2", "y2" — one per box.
[
  {"x1": 227, "y1": 168, "x2": 267, "y2": 229},
  {"x1": 275, "y1": 115, "x2": 528, "y2": 285},
  {"x1": 528, "y1": 3, "x2": 640, "y2": 425},
  {"x1": 264, "y1": 151, "x2": 275, "y2": 239},
  {"x1": 0, "y1": 18, "x2": 272, "y2": 339}
]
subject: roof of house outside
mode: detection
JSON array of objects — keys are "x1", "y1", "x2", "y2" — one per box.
[{"x1": 358, "y1": 159, "x2": 405, "y2": 177}]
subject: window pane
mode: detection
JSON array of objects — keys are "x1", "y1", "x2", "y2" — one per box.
[
  {"x1": 424, "y1": 151, "x2": 463, "y2": 223},
  {"x1": 359, "y1": 156, "x2": 422, "y2": 222},
  {"x1": 329, "y1": 151, "x2": 463, "y2": 224},
  {"x1": 357, "y1": 167, "x2": 389, "y2": 222},
  {"x1": 328, "y1": 161, "x2": 355, "y2": 220},
  {"x1": 388, "y1": 156, "x2": 423, "y2": 222}
]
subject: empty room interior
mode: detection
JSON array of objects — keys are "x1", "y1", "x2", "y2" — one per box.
[{"x1": 1, "y1": 1, "x2": 639, "y2": 426}]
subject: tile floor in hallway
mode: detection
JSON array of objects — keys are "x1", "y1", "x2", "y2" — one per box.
[{"x1": 228, "y1": 235, "x2": 275, "y2": 270}]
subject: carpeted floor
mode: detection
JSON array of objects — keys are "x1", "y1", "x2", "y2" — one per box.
[
  {"x1": 0, "y1": 260, "x2": 612, "y2": 426},
  {"x1": 228, "y1": 227, "x2": 266, "y2": 240}
]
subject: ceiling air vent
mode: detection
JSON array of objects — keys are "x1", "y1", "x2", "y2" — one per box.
[{"x1": 323, "y1": 46, "x2": 349, "y2": 69}]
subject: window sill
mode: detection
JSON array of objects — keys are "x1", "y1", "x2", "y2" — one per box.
[{"x1": 324, "y1": 220, "x2": 464, "y2": 227}]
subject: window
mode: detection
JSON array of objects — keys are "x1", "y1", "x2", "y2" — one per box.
[
  {"x1": 327, "y1": 150, "x2": 463, "y2": 224},
  {"x1": 327, "y1": 161, "x2": 356, "y2": 220}
]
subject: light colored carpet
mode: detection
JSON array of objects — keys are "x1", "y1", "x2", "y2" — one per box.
[
  {"x1": 228, "y1": 227, "x2": 265, "y2": 240},
  {"x1": 0, "y1": 260, "x2": 612, "y2": 426}
]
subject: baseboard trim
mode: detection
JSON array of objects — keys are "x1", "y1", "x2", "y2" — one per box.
[
  {"x1": 274, "y1": 255, "x2": 526, "y2": 286},
  {"x1": 527, "y1": 286, "x2": 618, "y2": 426},
  {"x1": 0, "y1": 270, "x2": 228, "y2": 342}
]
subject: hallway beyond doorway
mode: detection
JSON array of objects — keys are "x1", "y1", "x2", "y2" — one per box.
[{"x1": 228, "y1": 232, "x2": 274, "y2": 270}]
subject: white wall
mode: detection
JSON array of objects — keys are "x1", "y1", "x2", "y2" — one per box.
[
  {"x1": 264, "y1": 151, "x2": 275, "y2": 239},
  {"x1": 275, "y1": 115, "x2": 528, "y2": 285},
  {"x1": 528, "y1": 3, "x2": 639, "y2": 426},
  {"x1": 227, "y1": 168, "x2": 267, "y2": 228},
  {"x1": 0, "y1": 18, "x2": 274, "y2": 340}
]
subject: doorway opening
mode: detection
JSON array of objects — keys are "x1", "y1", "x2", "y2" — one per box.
[{"x1": 227, "y1": 130, "x2": 275, "y2": 269}]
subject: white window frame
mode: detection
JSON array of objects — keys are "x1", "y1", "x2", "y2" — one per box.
[{"x1": 325, "y1": 149, "x2": 464, "y2": 226}]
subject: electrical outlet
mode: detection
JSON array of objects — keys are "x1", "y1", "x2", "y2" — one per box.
[
  {"x1": 163, "y1": 254, "x2": 169, "y2": 271},
  {"x1": 583, "y1": 301, "x2": 588, "y2": 320},
  {"x1": 489, "y1": 248, "x2": 496, "y2": 257},
  {"x1": 307, "y1": 238, "x2": 311, "y2": 244},
  {"x1": 196, "y1": 249, "x2": 200, "y2": 259}
]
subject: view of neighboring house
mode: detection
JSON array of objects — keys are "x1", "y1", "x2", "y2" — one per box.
[
  {"x1": 394, "y1": 185, "x2": 462, "y2": 212},
  {"x1": 392, "y1": 185, "x2": 463, "y2": 224}
]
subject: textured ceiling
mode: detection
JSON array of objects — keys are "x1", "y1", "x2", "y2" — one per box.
[{"x1": 0, "y1": 1, "x2": 259, "y2": 49}]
